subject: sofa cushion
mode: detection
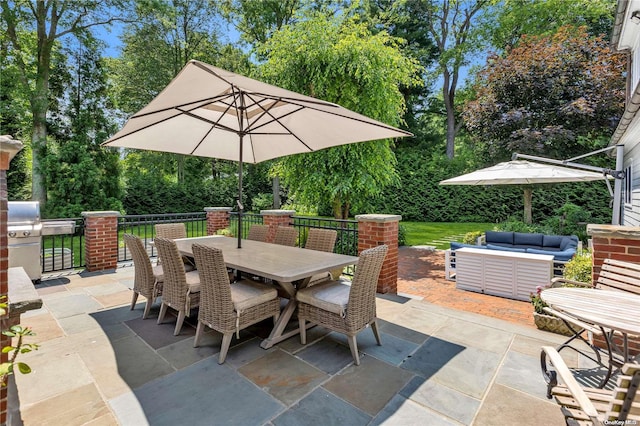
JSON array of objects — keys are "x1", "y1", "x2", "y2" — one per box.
[
  {"x1": 485, "y1": 231, "x2": 514, "y2": 245},
  {"x1": 514, "y1": 232, "x2": 543, "y2": 247},
  {"x1": 527, "y1": 247, "x2": 576, "y2": 262},
  {"x1": 560, "y1": 236, "x2": 579, "y2": 251},
  {"x1": 486, "y1": 244, "x2": 526, "y2": 253},
  {"x1": 542, "y1": 235, "x2": 564, "y2": 249},
  {"x1": 450, "y1": 242, "x2": 486, "y2": 251}
]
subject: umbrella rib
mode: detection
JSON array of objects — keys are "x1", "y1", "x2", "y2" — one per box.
[
  {"x1": 176, "y1": 107, "x2": 238, "y2": 134},
  {"x1": 131, "y1": 93, "x2": 235, "y2": 119},
  {"x1": 102, "y1": 110, "x2": 185, "y2": 144},
  {"x1": 243, "y1": 93, "x2": 302, "y2": 134}
]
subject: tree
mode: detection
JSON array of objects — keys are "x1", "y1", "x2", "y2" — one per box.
[
  {"x1": 488, "y1": 0, "x2": 615, "y2": 51},
  {"x1": 463, "y1": 26, "x2": 625, "y2": 163},
  {"x1": 221, "y1": 0, "x2": 301, "y2": 45},
  {"x1": 0, "y1": 0, "x2": 132, "y2": 207},
  {"x1": 261, "y1": 9, "x2": 420, "y2": 219},
  {"x1": 425, "y1": 0, "x2": 491, "y2": 159}
]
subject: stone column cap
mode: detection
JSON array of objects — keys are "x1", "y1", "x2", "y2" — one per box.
[
  {"x1": 260, "y1": 209, "x2": 295, "y2": 216},
  {"x1": 0, "y1": 134, "x2": 24, "y2": 167},
  {"x1": 205, "y1": 207, "x2": 233, "y2": 212},
  {"x1": 587, "y1": 224, "x2": 640, "y2": 239},
  {"x1": 356, "y1": 214, "x2": 402, "y2": 223},
  {"x1": 81, "y1": 211, "x2": 121, "y2": 218}
]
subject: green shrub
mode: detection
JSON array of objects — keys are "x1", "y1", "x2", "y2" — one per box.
[
  {"x1": 563, "y1": 250, "x2": 592, "y2": 283},
  {"x1": 398, "y1": 224, "x2": 407, "y2": 246},
  {"x1": 463, "y1": 231, "x2": 483, "y2": 244}
]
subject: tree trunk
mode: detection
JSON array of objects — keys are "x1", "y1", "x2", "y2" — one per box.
[
  {"x1": 443, "y1": 69, "x2": 456, "y2": 159},
  {"x1": 272, "y1": 177, "x2": 280, "y2": 209},
  {"x1": 523, "y1": 187, "x2": 532, "y2": 224}
]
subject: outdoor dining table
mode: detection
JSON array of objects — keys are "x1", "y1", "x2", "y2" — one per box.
[
  {"x1": 540, "y1": 287, "x2": 640, "y2": 387},
  {"x1": 172, "y1": 235, "x2": 359, "y2": 349}
]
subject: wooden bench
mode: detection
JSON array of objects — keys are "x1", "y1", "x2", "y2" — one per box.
[{"x1": 542, "y1": 346, "x2": 640, "y2": 426}]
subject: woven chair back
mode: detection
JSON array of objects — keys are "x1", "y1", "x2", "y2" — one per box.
[
  {"x1": 273, "y1": 226, "x2": 297, "y2": 246},
  {"x1": 346, "y1": 245, "x2": 388, "y2": 328},
  {"x1": 247, "y1": 224, "x2": 269, "y2": 242},
  {"x1": 192, "y1": 244, "x2": 236, "y2": 330},
  {"x1": 304, "y1": 228, "x2": 337, "y2": 253},
  {"x1": 154, "y1": 237, "x2": 189, "y2": 309},
  {"x1": 155, "y1": 223, "x2": 187, "y2": 240},
  {"x1": 124, "y1": 234, "x2": 155, "y2": 298}
]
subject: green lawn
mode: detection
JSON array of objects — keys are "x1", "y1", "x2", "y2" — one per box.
[{"x1": 403, "y1": 222, "x2": 494, "y2": 249}]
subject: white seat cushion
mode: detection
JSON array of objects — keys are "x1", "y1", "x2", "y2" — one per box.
[
  {"x1": 296, "y1": 280, "x2": 350, "y2": 316},
  {"x1": 185, "y1": 270, "x2": 201, "y2": 293},
  {"x1": 231, "y1": 279, "x2": 278, "y2": 311}
]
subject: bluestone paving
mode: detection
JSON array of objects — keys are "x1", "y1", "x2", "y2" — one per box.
[
  {"x1": 272, "y1": 388, "x2": 371, "y2": 426},
  {"x1": 11, "y1": 257, "x2": 599, "y2": 425}
]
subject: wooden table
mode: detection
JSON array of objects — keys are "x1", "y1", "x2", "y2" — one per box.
[
  {"x1": 541, "y1": 287, "x2": 640, "y2": 387},
  {"x1": 173, "y1": 236, "x2": 359, "y2": 348}
]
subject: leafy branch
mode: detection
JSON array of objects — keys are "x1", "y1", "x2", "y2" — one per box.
[{"x1": 0, "y1": 298, "x2": 38, "y2": 387}]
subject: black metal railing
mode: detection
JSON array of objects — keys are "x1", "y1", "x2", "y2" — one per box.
[
  {"x1": 291, "y1": 216, "x2": 358, "y2": 256},
  {"x1": 41, "y1": 218, "x2": 85, "y2": 273},
  {"x1": 229, "y1": 212, "x2": 264, "y2": 239},
  {"x1": 117, "y1": 212, "x2": 207, "y2": 261}
]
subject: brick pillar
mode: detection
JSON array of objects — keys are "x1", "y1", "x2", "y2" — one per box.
[
  {"x1": 82, "y1": 211, "x2": 120, "y2": 272},
  {"x1": 356, "y1": 214, "x2": 401, "y2": 294},
  {"x1": 587, "y1": 224, "x2": 640, "y2": 282},
  {"x1": 587, "y1": 224, "x2": 640, "y2": 357},
  {"x1": 1, "y1": 135, "x2": 24, "y2": 426},
  {"x1": 205, "y1": 207, "x2": 232, "y2": 235},
  {"x1": 260, "y1": 210, "x2": 295, "y2": 243}
]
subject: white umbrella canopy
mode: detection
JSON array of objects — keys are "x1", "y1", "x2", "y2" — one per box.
[
  {"x1": 439, "y1": 160, "x2": 608, "y2": 186},
  {"x1": 103, "y1": 60, "x2": 412, "y2": 247},
  {"x1": 439, "y1": 160, "x2": 609, "y2": 223}
]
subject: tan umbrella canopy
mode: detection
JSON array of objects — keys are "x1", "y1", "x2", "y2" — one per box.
[
  {"x1": 439, "y1": 160, "x2": 609, "y2": 223},
  {"x1": 103, "y1": 60, "x2": 412, "y2": 247}
]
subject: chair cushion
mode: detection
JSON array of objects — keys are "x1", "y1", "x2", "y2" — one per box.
[
  {"x1": 560, "y1": 236, "x2": 579, "y2": 251},
  {"x1": 486, "y1": 244, "x2": 526, "y2": 253},
  {"x1": 514, "y1": 232, "x2": 543, "y2": 247},
  {"x1": 296, "y1": 280, "x2": 351, "y2": 317},
  {"x1": 450, "y1": 242, "x2": 485, "y2": 250},
  {"x1": 542, "y1": 235, "x2": 564, "y2": 249},
  {"x1": 231, "y1": 279, "x2": 278, "y2": 311},
  {"x1": 485, "y1": 231, "x2": 514, "y2": 245},
  {"x1": 152, "y1": 265, "x2": 164, "y2": 281},
  {"x1": 185, "y1": 270, "x2": 201, "y2": 293},
  {"x1": 527, "y1": 247, "x2": 576, "y2": 262}
]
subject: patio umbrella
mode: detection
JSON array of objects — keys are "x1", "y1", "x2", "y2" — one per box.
[
  {"x1": 103, "y1": 60, "x2": 412, "y2": 247},
  {"x1": 439, "y1": 160, "x2": 609, "y2": 223}
]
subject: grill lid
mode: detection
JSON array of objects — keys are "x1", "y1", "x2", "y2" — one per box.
[{"x1": 7, "y1": 201, "x2": 41, "y2": 226}]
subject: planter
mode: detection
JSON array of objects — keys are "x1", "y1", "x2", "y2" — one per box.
[{"x1": 533, "y1": 312, "x2": 574, "y2": 336}]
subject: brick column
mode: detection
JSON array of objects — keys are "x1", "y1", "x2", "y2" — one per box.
[
  {"x1": 82, "y1": 211, "x2": 120, "y2": 272},
  {"x1": 356, "y1": 214, "x2": 401, "y2": 294},
  {"x1": 587, "y1": 224, "x2": 640, "y2": 282},
  {"x1": 205, "y1": 207, "x2": 232, "y2": 235},
  {"x1": 587, "y1": 224, "x2": 640, "y2": 357},
  {"x1": 260, "y1": 210, "x2": 295, "y2": 243},
  {"x1": 1, "y1": 135, "x2": 24, "y2": 425}
]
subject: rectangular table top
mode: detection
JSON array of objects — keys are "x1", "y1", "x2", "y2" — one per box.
[{"x1": 173, "y1": 235, "x2": 359, "y2": 283}]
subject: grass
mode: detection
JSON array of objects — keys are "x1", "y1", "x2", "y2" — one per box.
[{"x1": 403, "y1": 222, "x2": 494, "y2": 249}]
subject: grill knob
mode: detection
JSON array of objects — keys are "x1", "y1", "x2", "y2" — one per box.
[
  {"x1": 23, "y1": 230, "x2": 31, "y2": 237},
  {"x1": 8, "y1": 231, "x2": 16, "y2": 238}
]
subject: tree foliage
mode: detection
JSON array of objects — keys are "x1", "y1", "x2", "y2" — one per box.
[
  {"x1": 260, "y1": 9, "x2": 421, "y2": 219},
  {"x1": 463, "y1": 26, "x2": 625, "y2": 162},
  {"x1": 488, "y1": 0, "x2": 616, "y2": 51}
]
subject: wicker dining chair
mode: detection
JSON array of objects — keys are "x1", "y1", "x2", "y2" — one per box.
[
  {"x1": 304, "y1": 228, "x2": 338, "y2": 285},
  {"x1": 154, "y1": 223, "x2": 195, "y2": 270},
  {"x1": 124, "y1": 234, "x2": 164, "y2": 319},
  {"x1": 297, "y1": 245, "x2": 388, "y2": 365},
  {"x1": 154, "y1": 237, "x2": 201, "y2": 335},
  {"x1": 191, "y1": 244, "x2": 280, "y2": 364},
  {"x1": 304, "y1": 228, "x2": 337, "y2": 252},
  {"x1": 273, "y1": 226, "x2": 297, "y2": 246},
  {"x1": 247, "y1": 224, "x2": 269, "y2": 242},
  {"x1": 155, "y1": 223, "x2": 187, "y2": 239}
]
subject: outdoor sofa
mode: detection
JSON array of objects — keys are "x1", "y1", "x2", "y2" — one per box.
[{"x1": 445, "y1": 231, "x2": 580, "y2": 280}]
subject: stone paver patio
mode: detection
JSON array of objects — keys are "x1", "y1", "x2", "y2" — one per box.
[{"x1": 10, "y1": 249, "x2": 599, "y2": 425}]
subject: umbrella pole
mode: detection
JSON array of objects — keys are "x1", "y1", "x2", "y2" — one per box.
[{"x1": 237, "y1": 134, "x2": 244, "y2": 249}]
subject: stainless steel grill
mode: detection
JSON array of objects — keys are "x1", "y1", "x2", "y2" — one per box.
[{"x1": 8, "y1": 201, "x2": 75, "y2": 282}]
